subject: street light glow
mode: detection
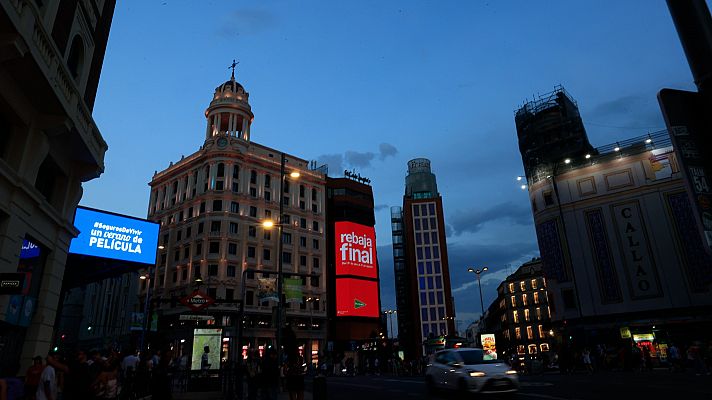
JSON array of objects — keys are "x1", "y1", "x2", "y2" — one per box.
[
  {"x1": 290, "y1": 171, "x2": 300, "y2": 178},
  {"x1": 564, "y1": 158, "x2": 571, "y2": 164},
  {"x1": 585, "y1": 154, "x2": 591, "y2": 159},
  {"x1": 614, "y1": 147, "x2": 620, "y2": 152},
  {"x1": 263, "y1": 220, "x2": 275, "y2": 228},
  {"x1": 158, "y1": 245, "x2": 165, "y2": 250},
  {"x1": 520, "y1": 184, "x2": 527, "y2": 190},
  {"x1": 139, "y1": 275, "x2": 148, "y2": 280},
  {"x1": 516, "y1": 176, "x2": 522, "y2": 181}
]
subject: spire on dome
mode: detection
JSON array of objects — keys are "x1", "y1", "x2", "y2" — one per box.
[{"x1": 229, "y1": 59, "x2": 239, "y2": 80}]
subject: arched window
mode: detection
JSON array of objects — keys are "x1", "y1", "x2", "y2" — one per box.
[{"x1": 67, "y1": 35, "x2": 85, "y2": 80}]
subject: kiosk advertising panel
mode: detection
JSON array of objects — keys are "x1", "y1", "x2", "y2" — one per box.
[
  {"x1": 69, "y1": 207, "x2": 160, "y2": 265},
  {"x1": 335, "y1": 221, "x2": 378, "y2": 279},
  {"x1": 336, "y1": 278, "x2": 379, "y2": 318}
]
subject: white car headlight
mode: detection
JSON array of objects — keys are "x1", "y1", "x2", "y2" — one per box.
[
  {"x1": 469, "y1": 371, "x2": 486, "y2": 377},
  {"x1": 505, "y1": 370, "x2": 518, "y2": 375}
]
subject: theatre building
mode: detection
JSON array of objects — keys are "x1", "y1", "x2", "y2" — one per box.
[
  {"x1": 325, "y1": 176, "x2": 381, "y2": 361},
  {"x1": 515, "y1": 87, "x2": 712, "y2": 358},
  {"x1": 146, "y1": 71, "x2": 327, "y2": 365}
]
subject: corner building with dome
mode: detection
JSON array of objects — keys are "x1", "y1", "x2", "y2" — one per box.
[{"x1": 145, "y1": 72, "x2": 327, "y2": 365}]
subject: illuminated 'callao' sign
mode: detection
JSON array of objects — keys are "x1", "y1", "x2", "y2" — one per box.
[{"x1": 335, "y1": 221, "x2": 378, "y2": 279}]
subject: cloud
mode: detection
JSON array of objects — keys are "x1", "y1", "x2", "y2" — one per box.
[
  {"x1": 585, "y1": 93, "x2": 667, "y2": 132},
  {"x1": 316, "y1": 153, "x2": 343, "y2": 173},
  {"x1": 218, "y1": 8, "x2": 278, "y2": 38},
  {"x1": 345, "y1": 151, "x2": 376, "y2": 168},
  {"x1": 375, "y1": 204, "x2": 389, "y2": 211},
  {"x1": 450, "y1": 202, "x2": 533, "y2": 235},
  {"x1": 316, "y1": 142, "x2": 399, "y2": 174},
  {"x1": 378, "y1": 143, "x2": 398, "y2": 160}
]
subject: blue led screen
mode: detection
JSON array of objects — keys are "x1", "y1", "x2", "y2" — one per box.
[{"x1": 69, "y1": 207, "x2": 159, "y2": 265}]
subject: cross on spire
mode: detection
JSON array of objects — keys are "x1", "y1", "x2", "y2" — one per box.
[{"x1": 229, "y1": 59, "x2": 239, "y2": 79}]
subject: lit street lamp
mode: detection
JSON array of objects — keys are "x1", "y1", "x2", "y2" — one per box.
[{"x1": 467, "y1": 267, "x2": 488, "y2": 315}]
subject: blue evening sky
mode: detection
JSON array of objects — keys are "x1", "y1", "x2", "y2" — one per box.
[{"x1": 82, "y1": 0, "x2": 697, "y2": 329}]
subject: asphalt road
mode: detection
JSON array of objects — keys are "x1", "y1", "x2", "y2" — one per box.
[{"x1": 319, "y1": 370, "x2": 712, "y2": 400}]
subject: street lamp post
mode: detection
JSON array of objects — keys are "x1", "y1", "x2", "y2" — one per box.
[
  {"x1": 138, "y1": 271, "x2": 152, "y2": 355},
  {"x1": 384, "y1": 310, "x2": 396, "y2": 339},
  {"x1": 467, "y1": 267, "x2": 489, "y2": 315}
]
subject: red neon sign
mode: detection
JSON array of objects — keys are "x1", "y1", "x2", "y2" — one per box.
[{"x1": 335, "y1": 221, "x2": 378, "y2": 279}]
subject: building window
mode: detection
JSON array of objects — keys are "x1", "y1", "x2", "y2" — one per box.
[
  {"x1": 263, "y1": 249, "x2": 271, "y2": 261},
  {"x1": 562, "y1": 289, "x2": 577, "y2": 309},
  {"x1": 310, "y1": 276, "x2": 319, "y2": 287},
  {"x1": 508, "y1": 282, "x2": 515, "y2": 293},
  {"x1": 528, "y1": 344, "x2": 538, "y2": 354},
  {"x1": 211, "y1": 221, "x2": 221, "y2": 233},
  {"x1": 250, "y1": 170, "x2": 257, "y2": 184},
  {"x1": 228, "y1": 243, "x2": 237, "y2": 255},
  {"x1": 531, "y1": 279, "x2": 538, "y2": 290},
  {"x1": 543, "y1": 191, "x2": 554, "y2": 206},
  {"x1": 520, "y1": 281, "x2": 526, "y2": 291},
  {"x1": 313, "y1": 258, "x2": 320, "y2": 269},
  {"x1": 510, "y1": 296, "x2": 516, "y2": 307},
  {"x1": 515, "y1": 327, "x2": 521, "y2": 340},
  {"x1": 541, "y1": 343, "x2": 550, "y2": 352},
  {"x1": 312, "y1": 188, "x2": 317, "y2": 201},
  {"x1": 300, "y1": 236, "x2": 307, "y2": 247},
  {"x1": 312, "y1": 239, "x2": 319, "y2": 249},
  {"x1": 208, "y1": 264, "x2": 218, "y2": 276},
  {"x1": 225, "y1": 289, "x2": 234, "y2": 301},
  {"x1": 230, "y1": 222, "x2": 238, "y2": 234},
  {"x1": 522, "y1": 294, "x2": 528, "y2": 306},
  {"x1": 231, "y1": 202, "x2": 239, "y2": 213},
  {"x1": 208, "y1": 288, "x2": 217, "y2": 299},
  {"x1": 248, "y1": 226, "x2": 256, "y2": 237},
  {"x1": 245, "y1": 290, "x2": 254, "y2": 306},
  {"x1": 283, "y1": 196, "x2": 290, "y2": 206},
  {"x1": 250, "y1": 187, "x2": 257, "y2": 197},
  {"x1": 264, "y1": 191, "x2": 271, "y2": 201},
  {"x1": 198, "y1": 222, "x2": 204, "y2": 234},
  {"x1": 533, "y1": 292, "x2": 539, "y2": 304},
  {"x1": 227, "y1": 265, "x2": 236, "y2": 277},
  {"x1": 247, "y1": 246, "x2": 256, "y2": 258},
  {"x1": 182, "y1": 269, "x2": 188, "y2": 280},
  {"x1": 513, "y1": 310, "x2": 519, "y2": 323},
  {"x1": 538, "y1": 325, "x2": 545, "y2": 339},
  {"x1": 300, "y1": 255, "x2": 307, "y2": 267},
  {"x1": 264, "y1": 174, "x2": 271, "y2": 188},
  {"x1": 312, "y1": 221, "x2": 319, "y2": 231},
  {"x1": 183, "y1": 247, "x2": 189, "y2": 259},
  {"x1": 174, "y1": 250, "x2": 180, "y2": 262},
  {"x1": 195, "y1": 241, "x2": 202, "y2": 256},
  {"x1": 282, "y1": 252, "x2": 292, "y2": 264},
  {"x1": 249, "y1": 206, "x2": 257, "y2": 218},
  {"x1": 200, "y1": 202, "x2": 206, "y2": 213},
  {"x1": 524, "y1": 309, "x2": 530, "y2": 321},
  {"x1": 536, "y1": 307, "x2": 542, "y2": 320},
  {"x1": 264, "y1": 230, "x2": 272, "y2": 240},
  {"x1": 527, "y1": 326, "x2": 534, "y2": 340},
  {"x1": 209, "y1": 242, "x2": 220, "y2": 254}
]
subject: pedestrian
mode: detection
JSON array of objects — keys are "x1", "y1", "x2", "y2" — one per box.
[
  {"x1": 245, "y1": 350, "x2": 261, "y2": 400},
  {"x1": 582, "y1": 348, "x2": 593, "y2": 374},
  {"x1": 91, "y1": 359, "x2": 119, "y2": 400},
  {"x1": 200, "y1": 346, "x2": 211, "y2": 377},
  {"x1": 0, "y1": 362, "x2": 24, "y2": 400},
  {"x1": 36, "y1": 351, "x2": 59, "y2": 400},
  {"x1": 151, "y1": 350, "x2": 173, "y2": 400},
  {"x1": 64, "y1": 350, "x2": 92, "y2": 399},
  {"x1": 261, "y1": 348, "x2": 279, "y2": 400},
  {"x1": 24, "y1": 356, "x2": 44, "y2": 400},
  {"x1": 283, "y1": 352, "x2": 305, "y2": 400},
  {"x1": 668, "y1": 343, "x2": 681, "y2": 372}
]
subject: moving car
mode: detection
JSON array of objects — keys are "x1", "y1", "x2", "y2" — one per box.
[{"x1": 425, "y1": 348, "x2": 519, "y2": 396}]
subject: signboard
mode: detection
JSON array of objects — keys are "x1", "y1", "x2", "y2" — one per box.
[
  {"x1": 480, "y1": 334, "x2": 497, "y2": 360},
  {"x1": 620, "y1": 326, "x2": 632, "y2": 339},
  {"x1": 20, "y1": 239, "x2": 40, "y2": 259},
  {"x1": 336, "y1": 278, "x2": 379, "y2": 318},
  {"x1": 633, "y1": 333, "x2": 655, "y2": 342},
  {"x1": 191, "y1": 328, "x2": 222, "y2": 371},
  {"x1": 257, "y1": 278, "x2": 278, "y2": 302},
  {"x1": 179, "y1": 315, "x2": 215, "y2": 321},
  {"x1": 0, "y1": 273, "x2": 25, "y2": 295},
  {"x1": 335, "y1": 221, "x2": 378, "y2": 279},
  {"x1": 180, "y1": 291, "x2": 215, "y2": 312},
  {"x1": 284, "y1": 277, "x2": 303, "y2": 304},
  {"x1": 130, "y1": 312, "x2": 145, "y2": 331},
  {"x1": 659, "y1": 89, "x2": 712, "y2": 252},
  {"x1": 69, "y1": 207, "x2": 160, "y2": 265}
]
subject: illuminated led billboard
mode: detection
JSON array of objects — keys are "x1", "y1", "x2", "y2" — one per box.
[
  {"x1": 335, "y1": 221, "x2": 378, "y2": 279},
  {"x1": 69, "y1": 207, "x2": 160, "y2": 265},
  {"x1": 336, "y1": 278, "x2": 379, "y2": 318}
]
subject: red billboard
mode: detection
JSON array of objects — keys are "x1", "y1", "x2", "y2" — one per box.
[
  {"x1": 336, "y1": 278, "x2": 379, "y2": 318},
  {"x1": 335, "y1": 221, "x2": 378, "y2": 279}
]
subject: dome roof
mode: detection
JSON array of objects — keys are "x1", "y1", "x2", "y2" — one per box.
[{"x1": 216, "y1": 78, "x2": 244, "y2": 94}]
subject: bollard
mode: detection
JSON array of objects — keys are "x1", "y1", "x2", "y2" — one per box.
[{"x1": 312, "y1": 374, "x2": 327, "y2": 400}]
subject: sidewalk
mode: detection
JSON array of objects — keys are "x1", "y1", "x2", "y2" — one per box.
[{"x1": 172, "y1": 388, "x2": 313, "y2": 400}]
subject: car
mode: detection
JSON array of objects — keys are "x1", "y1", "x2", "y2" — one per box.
[{"x1": 425, "y1": 348, "x2": 519, "y2": 396}]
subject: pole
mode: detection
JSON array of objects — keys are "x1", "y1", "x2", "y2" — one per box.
[
  {"x1": 138, "y1": 273, "x2": 152, "y2": 355},
  {"x1": 276, "y1": 153, "x2": 286, "y2": 364},
  {"x1": 477, "y1": 273, "x2": 484, "y2": 315}
]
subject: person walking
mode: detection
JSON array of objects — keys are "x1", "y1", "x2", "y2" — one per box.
[
  {"x1": 151, "y1": 350, "x2": 173, "y2": 400},
  {"x1": 91, "y1": 359, "x2": 119, "y2": 400},
  {"x1": 261, "y1": 349, "x2": 279, "y2": 400},
  {"x1": 36, "y1": 352, "x2": 59, "y2": 400},
  {"x1": 668, "y1": 344, "x2": 681, "y2": 372},
  {"x1": 245, "y1": 350, "x2": 261, "y2": 400},
  {"x1": 283, "y1": 352, "x2": 305, "y2": 400},
  {"x1": 24, "y1": 356, "x2": 44, "y2": 400},
  {"x1": 582, "y1": 348, "x2": 593, "y2": 374}
]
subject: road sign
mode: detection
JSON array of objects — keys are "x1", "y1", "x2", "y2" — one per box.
[
  {"x1": 179, "y1": 314, "x2": 215, "y2": 321},
  {"x1": 0, "y1": 273, "x2": 25, "y2": 295},
  {"x1": 180, "y1": 290, "x2": 215, "y2": 311}
]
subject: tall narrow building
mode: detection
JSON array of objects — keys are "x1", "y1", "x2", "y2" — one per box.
[{"x1": 392, "y1": 158, "x2": 455, "y2": 359}]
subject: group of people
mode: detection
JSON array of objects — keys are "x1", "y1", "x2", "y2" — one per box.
[
  {"x1": 241, "y1": 348, "x2": 306, "y2": 400},
  {"x1": 0, "y1": 347, "x2": 177, "y2": 400}
]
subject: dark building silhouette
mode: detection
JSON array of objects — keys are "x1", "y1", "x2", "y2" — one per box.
[
  {"x1": 392, "y1": 158, "x2": 455, "y2": 360},
  {"x1": 0, "y1": 0, "x2": 116, "y2": 371}
]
